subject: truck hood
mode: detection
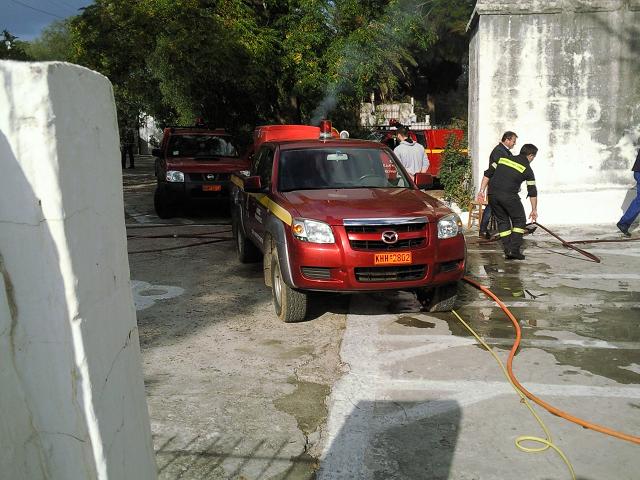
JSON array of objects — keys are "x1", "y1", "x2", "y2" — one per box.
[
  {"x1": 167, "y1": 157, "x2": 249, "y2": 173},
  {"x1": 281, "y1": 188, "x2": 450, "y2": 225}
]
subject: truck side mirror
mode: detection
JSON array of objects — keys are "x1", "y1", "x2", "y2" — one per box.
[
  {"x1": 243, "y1": 175, "x2": 263, "y2": 193},
  {"x1": 152, "y1": 148, "x2": 162, "y2": 157},
  {"x1": 414, "y1": 173, "x2": 433, "y2": 189}
]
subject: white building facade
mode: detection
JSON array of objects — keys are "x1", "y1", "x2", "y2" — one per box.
[{"x1": 468, "y1": 0, "x2": 640, "y2": 224}]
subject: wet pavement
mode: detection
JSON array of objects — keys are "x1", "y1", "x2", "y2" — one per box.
[
  {"x1": 320, "y1": 225, "x2": 640, "y2": 480},
  {"x1": 124, "y1": 156, "x2": 639, "y2": 479}
]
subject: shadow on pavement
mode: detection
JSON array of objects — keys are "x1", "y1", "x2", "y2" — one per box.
[{"x1": 319, "y1": 400, "x2": 460, "y2": 480}]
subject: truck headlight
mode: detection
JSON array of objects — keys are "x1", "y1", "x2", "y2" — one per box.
[
  {"x1": 166, "y1": 170, "x2": 184, "y2": 182},
  {"x1": 437, "y1": 214, "x2": 462, "y2": 239},
  {"x1": 292, "y1": 219, "x2": 335, "y2": 244}
]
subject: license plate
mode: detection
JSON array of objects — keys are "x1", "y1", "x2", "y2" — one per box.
[
  {"x1": 374, "y1": 252, "x2": 412, "y2": 265},
  {"x1": 203, "y1": 184, "x2": 222, "y2": 192}
]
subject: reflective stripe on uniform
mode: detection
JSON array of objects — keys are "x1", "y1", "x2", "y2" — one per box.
[
  {"x1": 526, "y1": 180, "x2": 536, "y2": 185},
  {"x1": 499, "y1": 230, "x2": 512, "y2": 237},
  {"x1": 497, "y1": 157, "x2": 526, "y2": 173},
  {"x1": 512, "y1": 227, "x2": 526, "y2": 234},
  {"x1": 491, "y1": 162, "x2": 498, "y2": 169}
]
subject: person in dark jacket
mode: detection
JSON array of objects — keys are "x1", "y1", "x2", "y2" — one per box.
[
  {"x1": 478, "y1": 131, "x2": 518, "y2": 238},
  {"x1": 617, "y1": 148, "x2": 640, "y2": 236},
  {"x1": 120, "y1": 126, "x2": 135, "y2": 169},
  {"x1": 477, "y1": 143, "x2": 538, "y2": 260}
]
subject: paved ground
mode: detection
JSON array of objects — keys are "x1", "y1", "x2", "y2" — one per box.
[{"x1": 124, "y1": 155, "x2": 640, "y2": 479}]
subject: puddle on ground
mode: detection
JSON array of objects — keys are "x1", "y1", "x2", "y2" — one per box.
[
  {"x1": 131, "y1": 280, "x2": 185, "y2": 310},
  {"x1": 396, "y1": 316, "x2": 436, "y2": 329},
  {"x1": 274, "y1": 377, "x2": 329, "y2": 436},
  {"x1": 139, "y1": 288, "x2": 168, "y2": 296}
]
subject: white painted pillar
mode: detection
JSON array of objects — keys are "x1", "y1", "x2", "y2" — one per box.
[{"x1": 0, "y1": 61, "x2": 156, "y2": 479}]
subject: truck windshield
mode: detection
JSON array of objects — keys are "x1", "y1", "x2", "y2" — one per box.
[
  {"x1": 168, "y1": 135, "x2": 238, "y2": 157},
  {"x1": 278, "y1": 148, "x2": 412, "y2": 192}
]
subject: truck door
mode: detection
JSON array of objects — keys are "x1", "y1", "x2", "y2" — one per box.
[{"x1": 246, "y1": 146, "x2": 275, "y2": 248}]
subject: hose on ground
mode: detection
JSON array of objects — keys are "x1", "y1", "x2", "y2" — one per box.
[{"x1": 462, "y1": 275, "x2": 640, "y2": 446}]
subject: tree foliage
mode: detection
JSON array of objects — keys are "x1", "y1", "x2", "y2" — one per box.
[
  {"x1": 21, "y1": 0, "x2": 474, "y2": 136},
  {"x1": 0, "y1": 30, "x2": 32, "y2": 61},
  {"x1": 23, "y1": 20, "x2": 73, "y2": 61}
]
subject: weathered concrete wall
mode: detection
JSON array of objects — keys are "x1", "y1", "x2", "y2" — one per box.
[
  {"x1": 0, "y1": 61, "x2": 156, "y2": 479},
  {"x1": 469, "y1": 0, "x2": 640, "y2": 224}
]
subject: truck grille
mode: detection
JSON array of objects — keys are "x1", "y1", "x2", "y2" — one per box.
[
  {"x1": 355, "y1": 265, "x2": 426, "y2": 282},
  {"x1": 345, "y1": 222, "x2": 427, "y2": 251},
  {"x1": 345, "y1": 223, "x2": 424, "y2": 233},
  {"x1": 186, "y1": 172, "x2": 232, "y2": 182},
  {"x1": 350, "y1": 238, "x2": 425, "y2": 250}
]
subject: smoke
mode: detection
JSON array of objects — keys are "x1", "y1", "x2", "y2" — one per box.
[
  {"x1": 308, "y1": 0, "x2": 431, "y2": 125},
  {"x1": 311, "y1": 85, "x2": 340, "y2": 125}
]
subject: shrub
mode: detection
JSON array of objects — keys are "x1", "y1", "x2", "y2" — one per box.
[{"x1": 439, "y1": 130, "x2": 473, "y2": 211}]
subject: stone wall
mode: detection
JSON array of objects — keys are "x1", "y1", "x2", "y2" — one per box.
[
  {"x1": 469, "y1": 0, "x2": 640, "y2": 224},
  {"x1": 0, "y1": 61, "x2": 156, "y2": 479}
]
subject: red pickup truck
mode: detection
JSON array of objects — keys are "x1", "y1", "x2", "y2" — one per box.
[
  {"x1": 230, "y1": 122, "x2": 466, "y2": 322},
  {"x1": 152, "y1": 125, "x2": 248, "y2": 218}
]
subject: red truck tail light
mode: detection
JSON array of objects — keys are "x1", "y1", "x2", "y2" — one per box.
[{"x1": 319, "y1": 120, "x2": 332, "y2": 139}]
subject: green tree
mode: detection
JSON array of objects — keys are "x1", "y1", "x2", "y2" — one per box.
[
  {"x1": 61, "y1": 0, "x2": 473, "y2": 136},
  {"x1": 24, "y1": 20, "x2": 74, "y2": 61},
  {"x1": 0, "y1": 30, "x2": 32, "y2": 61}
]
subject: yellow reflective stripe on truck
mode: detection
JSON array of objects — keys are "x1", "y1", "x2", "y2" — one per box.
[
  {"x1": 257, "y1": 195, "x2": 293, "y2": 226},
  {"x1": 230, "y1": 174, "x2": 244, "y2": 188},
  {"x1": 425, "y1": 149, "x2": 469, "y2": 154},
  {"x1": 231, "y1": 175, "x2": 293, "y2": 226}
]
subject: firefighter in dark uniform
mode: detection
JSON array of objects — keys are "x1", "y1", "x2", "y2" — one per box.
[
  {"x1": 477, "y1": 144, "x2": 538, "y2": 260},
  {"x1": 478, "y1": 131, "x2": 518, "y2": 238}
]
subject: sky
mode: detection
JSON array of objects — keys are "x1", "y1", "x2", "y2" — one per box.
[{"x1": 1, "y1": 0, "x2": 94, "y2": 41}]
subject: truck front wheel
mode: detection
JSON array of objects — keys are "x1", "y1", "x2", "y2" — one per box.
[
  {"x1": 154, "y1": 184, "x2": 176, "y2": 219},
  {"x1": 271, "y1": 249, "x2": 308, "y2": 323},
  {"x1": 417, "y1": 283, "x2": 458, "y2": 312}
]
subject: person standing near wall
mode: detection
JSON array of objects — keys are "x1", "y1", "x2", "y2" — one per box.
[
  {"x1": 616, "y1": 147, "x2": 640, "y2": 237},
  {"x1": 477, "y1": 143, "x2": 538, "y2": 260},
  {"x1": 477, "y1": 131, "x2": 518, "y2": 238},
  {"x1": 120, "y1": 124, "x2": 135, "y2": 169},
  {"x1": 394, "y1": 126, "x2": 429, "y2": 176}
]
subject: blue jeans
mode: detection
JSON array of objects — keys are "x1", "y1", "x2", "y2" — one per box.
[
  {"x1": 480, "y1": 204, "x2": 492, "y2": 232},
  {"x1": 619, "y1": 171, "x2": 640, "y2": 227}
]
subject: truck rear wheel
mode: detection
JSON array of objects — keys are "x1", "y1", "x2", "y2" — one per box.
[
  {"x1": 154, "y1": 184, "x2": 176, "y2": 219},
  {"x1": 417, "y1": 283, "x2": 458, "y2": 312},
  {"x1": 233, "y1": 219, "x2": 261, "y2": 263},
  {"x1": 271, "y1": 249, "x2": 307, "y2": 323}
]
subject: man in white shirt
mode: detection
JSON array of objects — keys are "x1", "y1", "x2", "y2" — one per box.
[{"x1": 393, "y1": 126, "x2": 429, "y2": 176}]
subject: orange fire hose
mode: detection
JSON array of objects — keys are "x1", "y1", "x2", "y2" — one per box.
[{"x1": 463, "y1": 275, "x2": 640, "y2": 445}]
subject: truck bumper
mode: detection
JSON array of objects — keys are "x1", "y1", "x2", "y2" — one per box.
[
  {"x1": 163, "y1": 179, "x2": 232, "y2": 201},
  {"x1": 285, "y1": 230, "x2": 466, "y2": 292}
]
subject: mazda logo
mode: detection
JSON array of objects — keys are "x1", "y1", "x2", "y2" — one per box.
[
  {"x1": 206, "y1": 174, "x2": 215, "y2": 180},
  {"x1": 381, "y1": 231, "x2": 398, "y2": 244}
]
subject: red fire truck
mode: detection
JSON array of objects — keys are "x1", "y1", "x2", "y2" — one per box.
[{"x1": 230, "y1": 121, "x2": 466, "y2": 323}]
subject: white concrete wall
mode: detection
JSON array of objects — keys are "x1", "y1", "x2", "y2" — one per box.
[
  {"x1": 0, "y1": 61, "x2": 156, "y2": 479},
  {"x1": 468, "y1": 0, "x2": 640, "y2": 224}
]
